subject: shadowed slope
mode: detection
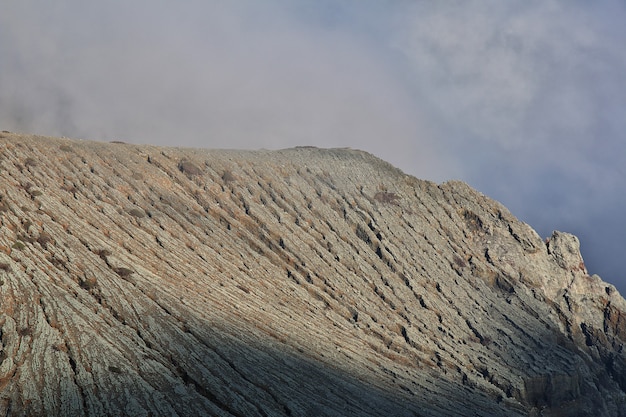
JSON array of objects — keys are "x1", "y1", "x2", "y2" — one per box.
[{"x1": 0, "y1": 132, "x2": 625, "y2": 416}]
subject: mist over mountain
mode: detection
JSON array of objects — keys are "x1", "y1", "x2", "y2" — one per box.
[
  {"x1": 1, "y1": 132, "x2": 625, "y2": 416},
  {"x1": 2, "y1": 1, "x2": 625, "y2": 294}
]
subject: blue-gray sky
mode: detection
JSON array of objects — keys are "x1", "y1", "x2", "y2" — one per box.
[{"x1": 2, "y1": 1, "x2": 625, "y2": 291}]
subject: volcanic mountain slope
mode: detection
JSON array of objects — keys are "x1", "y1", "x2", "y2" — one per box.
[{"x1": 0, "y1": 132, "x2": 625, "y2": 416}]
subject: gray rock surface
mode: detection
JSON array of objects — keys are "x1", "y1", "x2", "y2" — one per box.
[{"x1": 0, "y1": 132, "x2": 625, "y2": 416}]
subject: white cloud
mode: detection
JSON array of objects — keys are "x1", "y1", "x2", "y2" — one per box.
[
  {"x1": 394, "y1": 1, "x2": 626, "y2": 155},
  {"x1": 0, "y1": 0, "x2": 448, "y2": 179}
]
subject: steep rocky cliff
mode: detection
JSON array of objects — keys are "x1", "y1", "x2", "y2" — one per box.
[{"x1": 0, "y1": 132, "x2": 625, "y2": 416}]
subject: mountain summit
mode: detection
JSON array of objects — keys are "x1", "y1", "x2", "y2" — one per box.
[{"x1": 1, "y1": 132, "x2": 625, "y2": 416}]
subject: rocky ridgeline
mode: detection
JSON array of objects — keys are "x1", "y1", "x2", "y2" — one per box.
[{"x1": 0, "y1": 132, "x2": 625, "y2": 416}]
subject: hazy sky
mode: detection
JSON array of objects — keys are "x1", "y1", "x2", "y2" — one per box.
[{"x1": 2, "y1": 1, "x2": 625, "y2": 291}]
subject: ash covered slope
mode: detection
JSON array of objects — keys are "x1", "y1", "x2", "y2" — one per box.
[{"x1": 0, "y1": 132, "x2": 625, "y2": 417}]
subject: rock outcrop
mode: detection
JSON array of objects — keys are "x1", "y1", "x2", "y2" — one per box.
[{"x1": 0, "y1": 132, "x2": 625, "y2": 416}]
